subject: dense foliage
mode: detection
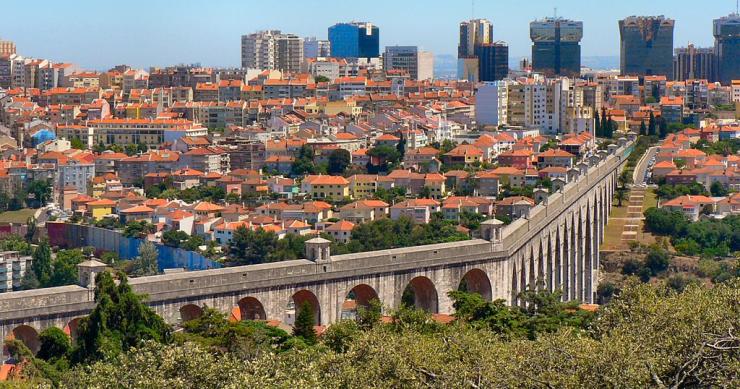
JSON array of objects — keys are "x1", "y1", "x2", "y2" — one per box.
[
  {"x1": 654, "y1": 182, "x2": 709, "y2": 200},
  {"x1": 332, "y1": 215, "x2": 469, "y2": 254},
  {"x1": 225, "y1": 216, "x2": 469, "y2": 265},
  {"x1": 644, "y1": 207, "x2": 740, "y2": 257},
  {"x1": 693, "y1": 138, "x2": 740, "y2": 156},
  {"x1": 227, "y1": 226, "x2": 311, "y2": 266},
  {"x1": 22, "y1": 242, "x2": 86, "y2": 289},
  {"x1": 8, "y1": 277, "x2": 737, "y2": 388}
]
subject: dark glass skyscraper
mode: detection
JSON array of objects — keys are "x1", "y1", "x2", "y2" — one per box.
[
  {"x1": 619, "y1": 16, "x2": 675, "y2": 78},
  {"x1": 475, "y1": 42, "x2": 509, "y2": 81},
  {"x1": 328, "y1": 22, "x2": 379, "y2": 59},
  {"x1": 530, "y1": 18, "x2": 583, "y2": 78},
  {"x1": 713, "y1": 13, "x2": 740, "y2": 85}
]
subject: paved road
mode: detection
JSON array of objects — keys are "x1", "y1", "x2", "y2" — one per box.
[{"x1": 632, "y1": 146, "x2": 657, "y2": 185}]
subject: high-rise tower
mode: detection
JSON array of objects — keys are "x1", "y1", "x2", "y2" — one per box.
[
  {"x1": 714, "y1": 13, "x2": 740, "y2": 85},
  {"x1": 457, "y1": 19, "x2": 494, "y2": 81},
  {"x1": 530, "y1": 17, "x2": 583, "y2": 78},
  {"x1": 328, "y1": 22, "x2": 379, "y2": 59},
  {"x1": 619, "y1": 16, "x2": 675, "y2": 78}
]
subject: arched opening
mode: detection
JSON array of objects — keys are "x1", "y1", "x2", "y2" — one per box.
[
  {"x1": 179, "y1": 304, "x2": 204, "y2": 323},
  {"x1": 528, "y1": 246, "x2": 536, "y2": 288},
  {"x1": 342, "y1": 284, "x2": 379, "y2": 320},
  {"x1": 562, "y1": 222, "x2": 570, "y2": 300},
  {"x1": 10, "y1": 325, "x2": 40, "y2": 355},
  {"x1": 63, "y1": 318, "x2": 82, "y2": 341},
  {"x1": 458, "y1": 269, "x2": 492, "y2": 301},
  {"x1": 287, "y1": 290, "x2": 320, "y2": 326},
  {"x1": 511, "y1": 263, "x2": 519, "y2": 305},
  {"x1": 570, "y1": 216, "x2": 578, "y2": 300},
  {"x1": 238, "y1": 297, "x2": 267, "y2": 321},
  {"x1": 401, "y1": 276, "x2": 438, "y2": 313},
  {"x1": 546, "y1": 236, "x2": 554, "y2": 292}
]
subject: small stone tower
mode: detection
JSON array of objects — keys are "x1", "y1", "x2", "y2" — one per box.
[
  {"x1": 305, "y1": 237, "x2": 332, "y2": 264},
  {"x1": 77, "y1": 259, "x2": 107, "y2": 289}
]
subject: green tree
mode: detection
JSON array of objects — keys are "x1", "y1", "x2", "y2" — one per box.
[
  {"x1": 27, "y1": 179, "x2": 52, "y2": 207},
  {"x1": 49, "y1": 249, "x2": 85, "y2": 287},
  {"x1": 648, "y1": 111, "x2": 657, "y2": 136},
  {"x1": 314, "y1": 75, "x2": 330, "y2": 83},
  {"x1": 181, "y1": 234, "x2": 205, "y2": 252},
  {"x1": 161, "y1": 229, "x2": 189, "y2": 248},
  {"x1": 615, "y1": 187, "x2": 627, "y2": 207},
  {"x1": 70, "y1": 136, "x2": 85, "y2": 150},
  {"x1": 439, "y1": 139, "x2": 456, "y2": 154},
  {"x1": 32, "y1": 240, "x2": 53, "y2": 286},
  {"x1": 644, "y1": 246, "x2": 670, "y2": 275},
  {"x1": 639, "y1": 120, "x2": 647, "y2": 136},
  {"x1": 25, "y1": 215, "x2": 37, "y2": 242},
  {"x1": 130, "y1": 241, "x2": 159, "y2": 276},
  {"x1": 291, "y1": 145, "x2": 318, "y2": 176},
  {"x1": 710, "y1": 181, "x2": 729, "y2": 197},
  {"x1": 327, "y1": 148, "x2": 351, "y2": 175},
  {"x1": 70, "y1": 271, "x2": 171, "y2": 363},
  {"x1": 225, "y1": 192, "x2": 241, "y2": 204},
  {"x1": 123, "y1": 221, "x2": 155, "y2": 238},
  {"x1": 293, "y1": 302, "x2": 317, "y2": 345},
  {"x1": 228, "y1": 226, "x2": 280, "y2": 265},
  {"x1": 366, "y1": 145, "x2": 401, "y2": 173},
  {"x1": 37, "y1": 327, "x2": 71, "y2": 361}
]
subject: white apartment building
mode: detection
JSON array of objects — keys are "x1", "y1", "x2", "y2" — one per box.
[
  {"x1": 476, "y1": 81, "x2": 509, "y2": 126},
  {"x1": 383, "y1": 46, "x2": 434, "y2": 80},
  {"x1": 0, "y1": 251, "x2": 33, "y2": 293},
  {"x1": 241, "y1": 30, "x2": 304, "y2": 74},
  {"x1": 481, "y1": 76, "x2": 594, "y2": 135}
]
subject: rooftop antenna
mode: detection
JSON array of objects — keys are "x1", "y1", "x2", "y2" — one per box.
[{"x1": 472, "y1": 0, "x2": 475, "y2": 19}]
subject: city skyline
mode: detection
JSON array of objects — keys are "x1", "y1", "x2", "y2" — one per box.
[{"x1": 1, "y1": 0, "x2": 737, "y2": 70}]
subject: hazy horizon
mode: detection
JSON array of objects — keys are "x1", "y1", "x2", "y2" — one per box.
[{"x1": 1, "y1": 0, "x2": 736, "y2": 70}]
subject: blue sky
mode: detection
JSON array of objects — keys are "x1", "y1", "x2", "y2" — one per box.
[{"x1": 1, "y1": 0, "x2": 735, "y2": 70}]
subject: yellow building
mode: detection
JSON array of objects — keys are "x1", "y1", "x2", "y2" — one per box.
[
  {"x1": 324, "y1": 100, "x2": 362, "y2": 117},
  {"x1": 91, "y1": 178, "x2": 106, "y2": 198},
  {"x1": 348, "y1": 174, "x2": 378, "y2": 199},
  {"x1": 302, "y1": 175, "x2": 350, "y2": 202},
  {"x1": 86, "y1": 199, "x2": 116, "y2": 220}
]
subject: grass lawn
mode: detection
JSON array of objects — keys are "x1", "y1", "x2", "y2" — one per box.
[
  {"x1": 0, "y1": 208, "x2": 37, "y2": 223},
  {"x1": 609, "y1": 204, "x2": 629, "y2": 218},
  {"x1": 642, "y1": 190, "x2": 657, "y2": 211}
]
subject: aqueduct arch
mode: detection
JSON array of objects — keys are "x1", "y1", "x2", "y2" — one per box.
[
  {"x1": 10, "y1": 325, "x2": 40, "y2": 355},
  {"x1": 237, "y1": 297, "x2": 267, "y2": 321},
  {"x1": 403, "y1": 276, "x2": 439, "y2": 313},
  {"x1": 179, "y1": 304, "x2": 204, "y2": 323},
  {"x1": 289, "y1": 290, "x2": 320, "y2": 325},
  {"x1": 458, "y1": 269, "x2": 492, "y2": 301}
]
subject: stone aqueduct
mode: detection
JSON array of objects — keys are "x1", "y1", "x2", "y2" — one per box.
[{"x1": 0, "y1": 141, "x2": 631, "y2": 354}]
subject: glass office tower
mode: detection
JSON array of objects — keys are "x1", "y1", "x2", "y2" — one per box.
[
  {"x1": 475, "y1": 42, "x2": 509, "y2": 81},
  {"x1": 714, "y1": 13, "x2": 740, "y2": 85},
  {"x1": 619, "y1": 16, "x2": 675, "y2": 78},
  {"x1": 530, "y1": 18, "x2": 583, "y2": 78},
  {"x1": 328, "y1": 22, "x2": 379, "y2": 59}
]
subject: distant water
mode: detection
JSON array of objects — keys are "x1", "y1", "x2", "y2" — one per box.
[{"x1": 433, "y1": 54, "x2": 621, "y2": 79}]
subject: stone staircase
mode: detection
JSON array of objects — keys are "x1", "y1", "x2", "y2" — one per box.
[{"x1": 621, "y1": 185, "x2": 646, "y2": 243}]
